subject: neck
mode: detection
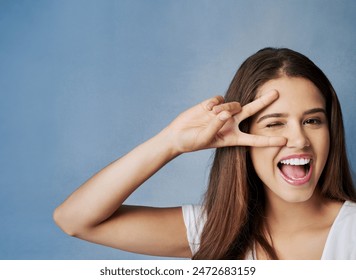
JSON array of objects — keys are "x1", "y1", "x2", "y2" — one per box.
[{"x1": 264, "y1": 189, "x2": 329, "y2": 233}]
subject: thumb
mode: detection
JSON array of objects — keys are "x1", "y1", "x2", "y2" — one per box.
[{"x1": 202, "y1": 111, "x2": 231, "y2": 141}]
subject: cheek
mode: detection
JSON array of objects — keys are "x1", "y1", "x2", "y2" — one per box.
[
  {"x1": 315, "y1": 130, "x2": 330, "y2": 165},
  {"x1": 249, "y1": 147, "x2": 279, "y2": 176}
]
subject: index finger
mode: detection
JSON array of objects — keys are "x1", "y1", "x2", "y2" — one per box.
[
  {"x1": 236, "y1": 89, "x2": 279, "y2": 122},
  {"x1": 238, "y1": 132, "x2": 287, "y2": 147}
]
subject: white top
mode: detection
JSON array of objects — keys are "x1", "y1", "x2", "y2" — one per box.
[{"x1": 182, "y1": 200, "x2": 356, "y2": 259}]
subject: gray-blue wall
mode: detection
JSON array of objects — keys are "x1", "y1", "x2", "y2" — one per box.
[{"x1": 1, "y1": 0, "x2": 355, "y2": 259}]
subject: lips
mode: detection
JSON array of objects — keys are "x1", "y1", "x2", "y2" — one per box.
[{"x1": 277, "y1": 154, "x2": 313, "y2": 186}]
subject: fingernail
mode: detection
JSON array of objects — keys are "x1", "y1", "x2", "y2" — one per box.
[
  {"x1": 267, "y1": 89, "x2": 278, "y2": 96},
  {"x1": 218, "y1": 112, "x2": 230, "y2": 121}
]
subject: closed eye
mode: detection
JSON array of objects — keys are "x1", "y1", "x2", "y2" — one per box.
[{"x1": 266, "y1": 122, "x2": 284, "y2": 128}]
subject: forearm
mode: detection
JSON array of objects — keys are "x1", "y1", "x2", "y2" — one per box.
[
  {"x1": 54, "y1": 129, "x2": 180, "y2": 235},
  {"x1": 53, "y1": 95, "x2": 258, "y2": 236}
]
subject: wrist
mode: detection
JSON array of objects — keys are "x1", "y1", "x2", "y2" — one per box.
[{"x1": 155, "y1": 127, "x2": 184, "y2": 159}]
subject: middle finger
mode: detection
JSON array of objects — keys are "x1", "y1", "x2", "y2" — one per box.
[{"x1": 235, "y1": 89, "x2": 279, "y2": 122}]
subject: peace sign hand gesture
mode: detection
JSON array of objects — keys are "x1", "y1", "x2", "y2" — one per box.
[{"x1": 165, "y1": 90, "x2": 287, "y2": 154}]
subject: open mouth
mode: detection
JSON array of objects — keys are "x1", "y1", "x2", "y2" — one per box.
[{"x1": 277, "y1": 158, "x2": 312, "y2": 186}]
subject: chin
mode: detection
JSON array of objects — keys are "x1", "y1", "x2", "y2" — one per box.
[
  {"x1": 281, "y1": 194, "x2": 315, "y2": 204},
  {"x1": 266, "y1": 182, "x2": 317, "y2": 204}
]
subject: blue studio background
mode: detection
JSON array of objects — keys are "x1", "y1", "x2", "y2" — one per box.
[{"x1": 1, "y1": 0, "x2": 355, "y2": 260}]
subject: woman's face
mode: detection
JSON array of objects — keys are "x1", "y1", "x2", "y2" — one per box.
[{"x1": 249, "y1": 76, "x2": 330, "y2": 204}]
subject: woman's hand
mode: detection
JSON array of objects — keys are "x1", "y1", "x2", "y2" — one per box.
[{"x1": 165, "y1": 90, "x2": 287, "y2": 153}]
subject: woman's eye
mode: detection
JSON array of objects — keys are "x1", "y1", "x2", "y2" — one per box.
[
  {"x1": 266, "y1": 122, "x2": 284, "y2": 128},
  {"x1": 304, "y1": 118, "x2": 321, "y2": 125}
]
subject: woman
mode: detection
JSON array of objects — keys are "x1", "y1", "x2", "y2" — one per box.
[{"x1": 54, "y1": 48, "x2": 356, "y2": 259}]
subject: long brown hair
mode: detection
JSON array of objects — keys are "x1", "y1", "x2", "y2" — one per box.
[{"x1": 193, "y1": 47, "x2": 356, "y2": 259}]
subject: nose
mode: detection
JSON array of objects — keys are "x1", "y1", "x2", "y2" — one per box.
[{"x1": 285, "y1": 123, "x2": 310, "y2": 149}]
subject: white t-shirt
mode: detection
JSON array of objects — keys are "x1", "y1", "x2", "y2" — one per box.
[{"x1": 182, "y1": 200, "x2": 356, "y2": 259}]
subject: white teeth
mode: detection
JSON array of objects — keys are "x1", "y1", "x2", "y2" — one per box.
[{"x1": 280, "y1": 158, "x2": 311, "y2": 165}]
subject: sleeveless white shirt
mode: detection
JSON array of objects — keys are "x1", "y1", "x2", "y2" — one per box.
[{"x1": 182, "y1": 201, "x2": 356, "y2": 259}]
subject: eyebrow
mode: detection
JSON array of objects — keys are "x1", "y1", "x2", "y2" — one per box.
[{"x1": 256, "y1": 108, "x2": 327, "y2": 123}]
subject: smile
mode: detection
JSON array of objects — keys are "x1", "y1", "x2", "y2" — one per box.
[{"x1": 277, "y1": 156, "x2": 313, "y2": 186}]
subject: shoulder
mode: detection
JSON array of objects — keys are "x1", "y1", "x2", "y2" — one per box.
[
  {"x1": 181, "y1": 205, "x2": 206, "y2": 255},
  {"x1": 333, "y1": 200, "x2": 356, "y2": 232},
  {"x1": 322, "y1": 200, "x2": 356, "y2": 259},
  {"x1": 339, "y1": 200, "x2": 356, "y2": 214},
  {"x1": 333, "y1": 200, "x2": 356, "y2": 227}
]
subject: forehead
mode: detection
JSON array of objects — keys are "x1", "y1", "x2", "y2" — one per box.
[{"x1": 256, "y1": 76, "x2": 325, "y2": 114}]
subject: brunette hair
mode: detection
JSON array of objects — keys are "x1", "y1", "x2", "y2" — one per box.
[{"x1": 193, "y1": 47, "x2": 356, "y2": 259}]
